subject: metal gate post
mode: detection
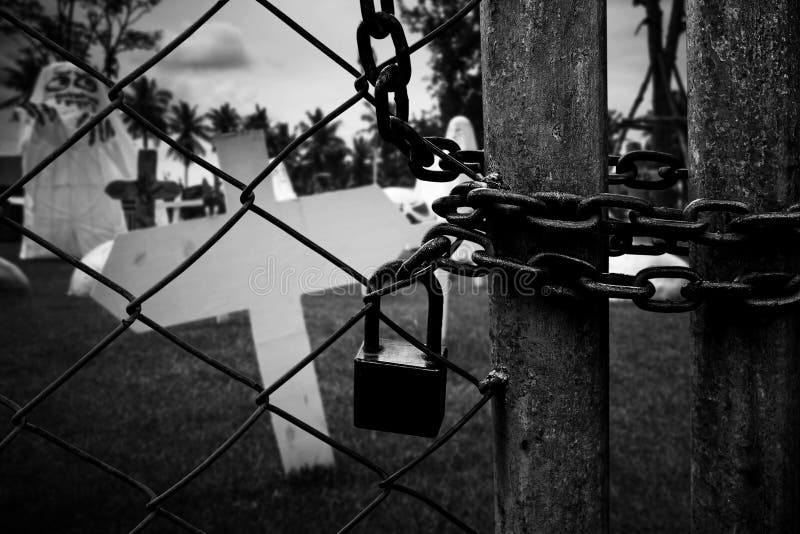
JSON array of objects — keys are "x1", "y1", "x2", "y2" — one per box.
[
  {"x1": 688, "y1": 2, "x2": 800, "y2": 531},
  {"x1": 481, "y1": 1, "x2": 609, "y2": 532}
]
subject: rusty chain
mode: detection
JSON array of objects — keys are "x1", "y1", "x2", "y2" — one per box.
[
  {"x1": 357, "y1": 0, "x2": 485, "y2": 184},
  {"x1": 373, "y1": 120, "x2": 800, "y2": 312},
  {"x1": 433, "y1": 179, "x2": 800, "y2": 248},
  {"x1": 396, "y1": 153, "x2": 800, "y2": 311}
]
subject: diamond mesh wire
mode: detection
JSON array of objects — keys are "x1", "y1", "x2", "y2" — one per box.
[{"x1": 0, "y1": 2, "x2": 495, "y2": 532}]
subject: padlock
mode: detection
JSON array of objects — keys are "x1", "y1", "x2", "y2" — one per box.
[{"x1": 354, "y1": 261, "x2": 447, "y2": 438}]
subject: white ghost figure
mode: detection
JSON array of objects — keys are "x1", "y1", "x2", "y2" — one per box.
[{"x1": 18, "y1": 62, "x2": 134, "y2": 259}]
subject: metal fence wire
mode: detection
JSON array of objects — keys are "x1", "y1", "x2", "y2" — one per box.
[
  {"x1": 0, "y1": 1, "x2": 504, "y2": 533},
  {"x1": 4, "y1": 0, "x2": 800, "y2": 531}
]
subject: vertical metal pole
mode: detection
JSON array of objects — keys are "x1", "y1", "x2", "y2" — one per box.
[
  {"x1": 481, "y1": 1, "x2": 608, "y2": 532},
  {"x1": 688, "y1": 1, "x2": 800, "y2": 532}
]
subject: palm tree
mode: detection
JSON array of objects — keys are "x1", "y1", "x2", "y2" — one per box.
[
  {"x1": 358, "y1": 104, "x2": 382, "y2": 185},
  {"x1": 206, "y1": 102, "x2": 241, "y2": 135},
  {"x1": 123, "y1": 76, "x2": 173, "y2": 150},
  {"x1": 296, "y1": 107, "x2": 350, "y2": 192},
  {"x1": 243, "y1": 104, "x2": 269, "y2": 132},
  {"x1": 349, "y1": 135, "x2": 374, "y2": 188},
  {"x1": 166, "y1": 101, "x2": 211, "y2": 188},
  {"x1": 242, "y1": 103, "x2": 275, "y2": 162}
]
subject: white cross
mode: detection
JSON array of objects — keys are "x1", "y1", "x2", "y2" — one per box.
[{"x1": 91, "y1": 130, "x2": 430, "y2": 472}]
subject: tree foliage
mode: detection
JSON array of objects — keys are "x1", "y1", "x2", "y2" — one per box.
[
  {"x1": 206, "y1": 102, "x2": 242, "y2": 135},
  {"x1": 294, "y1": 108, "x2": 350, "y2": 195},
  {"x1": 400, "y1": 1, "x2": 687, "y2": 158},
  {"x1": 0, "y1": 0, "x2": 162, "y2": 101},
  {"x1": 123, "y1": 75, "x2": 172, "y2": 149},
  {"x1": 242, "y1": 104, "x2": 269, "y2": 132},
  {"x1": 81, "y1": 0, "x2": 162, "y2": 77},
  {"x1": 349, "y1": 135, "x2": 374, "y2": 188},
  {"x1": 400, "y1": 1, "x2": 483, "y2": 145},
  {"x1": 0, "y1": 48, "x2": 48, "y2": 107},
  {"x1": 166, "y1": 100, "x2": 210, "y2": 187},
  {"x1": 632, "y1": 0, "x2": 687, "y2": 158}
]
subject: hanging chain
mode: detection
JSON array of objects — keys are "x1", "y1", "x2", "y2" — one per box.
[{"x1": 357, "y1": 1, "x2": 485, "y2": 183}]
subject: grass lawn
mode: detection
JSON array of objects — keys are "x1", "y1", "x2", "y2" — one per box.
[{"x1": 0, "y1": 242, "x2": 689, "y2": 533}]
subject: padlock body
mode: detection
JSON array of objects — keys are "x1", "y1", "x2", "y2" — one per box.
[{"x1": 354, "y1": 338, "x2": 446, "y2": 438}]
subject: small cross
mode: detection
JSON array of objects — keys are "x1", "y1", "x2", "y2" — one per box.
[{"x1": 105, "y1": 150, "x2": 181, "y2": 229}]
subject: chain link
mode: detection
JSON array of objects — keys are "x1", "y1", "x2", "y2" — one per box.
[{"x1": 355, "y1": 1, "x2": 484, "y2": 184}]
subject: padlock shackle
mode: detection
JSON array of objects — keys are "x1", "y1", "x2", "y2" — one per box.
[
  {"x1": 363, "y1": 298, "x2": 382, "y2": 354},
  {"x1": 424, "y1": 272, "x2": 443, "y2": 354},
  {"x1": 365, "y1": 259, "x2": 444, "y2": 357}
]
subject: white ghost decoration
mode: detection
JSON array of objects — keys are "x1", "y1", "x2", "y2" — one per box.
[{"x1": 18, "y1": 62, "x2": 135, "y2": 259}]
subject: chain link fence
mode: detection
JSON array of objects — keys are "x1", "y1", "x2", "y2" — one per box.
[{"x1": 0, "y1": 1, "x2": 503, "y2": 532}]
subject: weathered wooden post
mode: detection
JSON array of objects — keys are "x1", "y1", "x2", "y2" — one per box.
[
  {"x1": 481, "y1": 1, "x2": 608, "y2": 532},
  {"x1": 688, "y1": 1, "x2": 800, "y2": 531}
]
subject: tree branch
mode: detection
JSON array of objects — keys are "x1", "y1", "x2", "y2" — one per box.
[{"x1": 664, "y1": 0, "x2": 685, "y2": 68}]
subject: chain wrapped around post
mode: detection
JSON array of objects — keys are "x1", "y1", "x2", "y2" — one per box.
[{"x1": 386, "y1": 144, "x2": 800, "y2": 312}]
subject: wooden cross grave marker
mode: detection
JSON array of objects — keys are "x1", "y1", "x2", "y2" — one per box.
[
  {"x1": 91, "y1": 130, "x2": 430, "y2": 472},
  {"x1": 105, "y1": 150, "x2": 181, "y2": 229}
]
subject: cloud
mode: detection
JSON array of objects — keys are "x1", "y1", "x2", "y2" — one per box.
[{"x1": 161, "y1": 21, "x2": 250, "y2": 71}]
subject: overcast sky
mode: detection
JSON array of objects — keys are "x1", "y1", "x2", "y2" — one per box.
[{"x1": 2, "y1": 0, "x2": 685, "y2": 185}]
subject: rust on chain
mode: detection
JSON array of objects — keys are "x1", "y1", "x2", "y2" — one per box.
[
  {"x1": 374, "y1": 65, "x2": 410, "y2": 147},
  {"x1": 356, "y1": 13, "x2": 410, "y2": 85},
  {"x1": 632, "y1": 267, "x2": 703, "y2": 313},
  {"x1": 610, "y1": 150, "x2": 686, "y2": 190},
  {"x1": 579, "y1": 273, "x2": 657, "y2": 300},
  {"x1": 421, "y1": 223, "x2": 494, "y2": 277},
  {"x1": 397, "y1": 236, "x2": 452, "y2": 278},
  {"x1": 684, "y1": 198, "x2": 751, "y2": 245},
  {"x1": 467, "y1": 188, "x2": 548, "y2": 219},
  {"x1": 576, "y1": 192, "x2": 655, "y2": 219},
  {"x1": 736, "y1": 272, "x2": 800, "y2": 309}
]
